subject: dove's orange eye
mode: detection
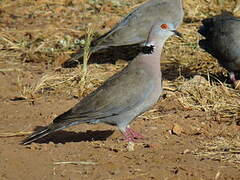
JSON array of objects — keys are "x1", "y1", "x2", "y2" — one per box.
[{"x1": 161, "y1": 24, "x2": 168, "y2": 29}]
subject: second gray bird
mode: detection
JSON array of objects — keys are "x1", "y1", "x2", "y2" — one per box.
[
  {"x1": 64, "y1": 0, "x2": 184, "y2": 66},
  {"x1": 22, "y1": 22, "x2": 181, "y2": 145},
  {"x1": 198, "y1": 12, "x2": 240, "y2": 84}
]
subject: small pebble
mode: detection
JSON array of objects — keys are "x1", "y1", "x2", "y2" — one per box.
[
  {"x1": 172, "y1": 123, "x2": 183, "y2": 136},
  {"x1": 126, "y1": 142, "x2": 135, "y2": 151}
]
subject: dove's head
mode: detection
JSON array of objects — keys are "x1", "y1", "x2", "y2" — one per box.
[{"x1": 146, "y1": 22, "x2": 182, "y2": 47}]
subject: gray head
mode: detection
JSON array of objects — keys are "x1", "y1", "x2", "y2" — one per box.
[{"x1": 146, "y1": 22, "x2": 182, "y2": 46}]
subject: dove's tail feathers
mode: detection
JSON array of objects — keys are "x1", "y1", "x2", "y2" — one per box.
[
  {"x1": 21, "y1": 116, "x2": 98, "y2": 145},
  {"x1": 21, "y1": 123, "x2": 65, "y2": 145}
]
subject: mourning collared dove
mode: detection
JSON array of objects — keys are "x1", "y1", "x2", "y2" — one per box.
[
  {"x1": 198, "y1": 12, "x2": 240, "y2": 84},
  {"x1": 63, "y1": 0, "x2": 184, "y2": 67},
  {"x1": 22, "y1": 22, "x2": 181, "y2": 145}
]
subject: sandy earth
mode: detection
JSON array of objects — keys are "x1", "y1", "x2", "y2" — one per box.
[
  {"x1": 1, "y1": 0, "x2": 240, "y2": 179},
  {"x1": 1, "y1": 63, "x2": 240, "y2": 180}
]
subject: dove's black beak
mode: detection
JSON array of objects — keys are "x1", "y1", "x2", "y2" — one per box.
[{"x1": 172, "y1": 30, "x2": 182, "y2": 38}]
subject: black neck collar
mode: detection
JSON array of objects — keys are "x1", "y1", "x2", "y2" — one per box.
[{"x1": 141, "y1": 45, "x2": 155, "y2": 54}]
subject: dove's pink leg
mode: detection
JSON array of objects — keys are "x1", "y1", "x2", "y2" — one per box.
[
  {"x1": 122, "y1": 127, "x2": 144, "y2": 142},
  {"x1": 230, "y1": 72, "x2": 237, "y2": 83},
  {"x1": 123, "y1": 132, "x2": 135, "y2": 142},
  {"x1": 126, "y1": 127, "x2": 144, "y2": 139}
]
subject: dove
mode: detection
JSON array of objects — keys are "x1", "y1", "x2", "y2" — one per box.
[
  {"x1": 22, "y1": 22, "x2": 181, "y2": 145},
  {"x1": 198, "y1": 12, "x2": 240, "y2": 85},
  {"x1": 63, "y1": 0, "x2": 184, "y2": 67}
]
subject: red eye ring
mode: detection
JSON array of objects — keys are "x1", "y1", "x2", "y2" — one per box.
[{"x1": 161, "y1": 24, "x2": 168, "y2": 29}]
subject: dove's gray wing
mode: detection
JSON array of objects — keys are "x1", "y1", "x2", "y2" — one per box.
[
  {"x1": 93, "y1": 0, "x2": 183, "y2": 47},
  {"x1": 63, "y1": 0, "x2": 183, "y2": 66},
  {"x1": 54, "y1": 62, "x2": 156, "y2": 125}
]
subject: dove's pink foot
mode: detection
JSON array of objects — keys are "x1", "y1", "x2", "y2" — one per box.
[
  {"x1": 230, "y1": 72, "x2": 237, "y2": 84},
  {"x1": 126, "y1": 127, "x2": 144, "y2": 139},
  {"x1": 230, "y1": 72, "x2": 240, "y2": 88},
  {"x1": 123, "y1": 127, "x2": 144, "y2": 142}
]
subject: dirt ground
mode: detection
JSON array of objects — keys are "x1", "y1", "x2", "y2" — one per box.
[{"x1": 1, "y1": 0, "x2": 240, "y2": 179}]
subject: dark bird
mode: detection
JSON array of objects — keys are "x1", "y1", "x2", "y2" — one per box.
[{"x1": 198, "y1": 12, "x2": 240, "y2": 85}]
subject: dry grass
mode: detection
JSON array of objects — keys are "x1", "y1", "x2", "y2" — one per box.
[
  {"x1": 16, "y1": 63, "x2": 123, "y2": 99},
  {"x1": 53, "y1": 161, "x2": 97, "y2": 165},
  {"x1": 82, "y1": 25, "x2": 94, "y2": 74},
  {"x1": 0, "y1": 131, "x2": 33, "y2": 137},
  {"x1": 178, "y1": 75, "x2": 240, "y2": 122},
  {"x1": 194, "y1": 136, "x2": 240, "y2": 169},
  {"x1": 162, "y1": 0, "x2": 240, "y2": 125}
]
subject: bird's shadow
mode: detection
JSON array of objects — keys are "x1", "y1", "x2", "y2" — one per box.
[
  {"x1": 31, "y1": 126, "x2": 114, "y2": 144},
  {"x1": 62, "y1": 44, "x2": 142, "y2": 68}
]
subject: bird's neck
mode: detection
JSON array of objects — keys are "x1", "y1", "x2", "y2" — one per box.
[
  {"x1": 136, "y1": 40, "x2": 165, "y2": 74},
  {"x1": 145, "y1": 33, "x2": 168, "y2": 50},
  {"x1": 142, "y1": 39, "x2": 166, "y2": 59}
]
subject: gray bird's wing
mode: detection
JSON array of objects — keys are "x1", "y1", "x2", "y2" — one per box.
[
  {"x1": 62, "y1": 0, "x2": 183, "y2": 66},
  {"x1": 54, "y1": 62, "x2": 156, "y2": 124},
  {"x1": 93, "y1": 0, "x2": 183, "y2": 47},
  {"x1": 216, "y1": 18, "x2": 240, "y2": 71},
  {"x1": 199, "y1": 12, "x2": 240, "y2": 72}
]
